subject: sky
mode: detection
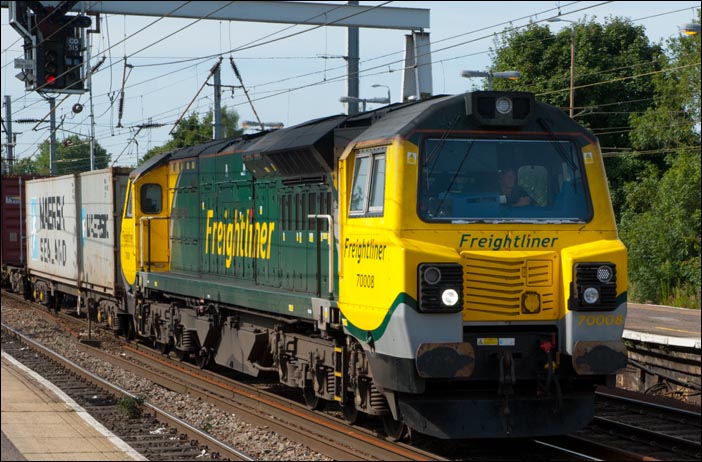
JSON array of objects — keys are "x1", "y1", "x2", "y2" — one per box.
[{"x1": 1, "y1": 1, "x2": 700, "y2": 168}]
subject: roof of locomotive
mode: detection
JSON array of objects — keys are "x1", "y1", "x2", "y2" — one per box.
[
  {"x1": 346, "y1": 92, "x2": 593, "y2": 145},
  {"x1": 130, "y1": 92, "x2": 594, "y2": 179}
]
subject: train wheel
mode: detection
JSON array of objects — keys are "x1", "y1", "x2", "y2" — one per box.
[
  {"x1": 302, "y1": 384, "x2": 323, "y2": 410},
  {"x1": 160, "y1": 337, "x2": 173, "y2": 355},
  {"x1": 176, "y1": 349, "x2": 190, "y2": 362},
  {"x1": 123, "y1": 318, "x2": 136, "y2": 341},
  {"x1": 382, "y1": 415, "x2": 408, "y2": 442},
  {"x1": 341, "y1": 400, "x2": 359, "y2": 424},
  {"x1": 196, "y1": 348, "x2": 211, "y2": 369}
]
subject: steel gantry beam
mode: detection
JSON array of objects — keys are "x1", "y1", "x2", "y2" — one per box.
[
  {"x1": 2, "y1": 1, "x2": 429, "y2": 30},
  {"x1": 3, "y1": 1, "x2": 432, "y2": 116}
]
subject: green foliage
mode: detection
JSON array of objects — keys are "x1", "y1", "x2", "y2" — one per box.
[
  {"x1": 31, "y1": 135, "x2": 111, "y2": 175},
  {"x1": 619, "y1": 11, "x2": 701, "y2": 308},
  {"x1": 139, "y1": 106, "x2": 243, "y2": 165},
  {"x1": 492, "y1": 13, "x2": 701, "y2": 307},
  {"x1": 492, "y1": 17, "x2": 663, "y2": 219},
  {"x1": 117, "y1": 395, "x2": 145, "y2": 419},
  {"x1": 492, "y1": 17, "x2": 661, "y2": 144},
  {"x1": 201, "y1": 415, "x2": 214, "y2": 433},
  {"x1": 9, "y1": 156, "x2": 40, "y2": 175},
  {"x1": 9, "y1": 135, "x2": 110, "y2": 175},
  {"x1": 620, "y1": 150, "x2": 701, "y2": 306}
]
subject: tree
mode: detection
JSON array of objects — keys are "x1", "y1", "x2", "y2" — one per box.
[
  {"x1": 491, "y1": 17, "x2": 664, "y2": 218},
  {"x1": 5, "y1": 156, "x2": 39, "y2": 175},
  {"x1": 30, "y1": 135, "x2": 110, "y2": 175},
  {"x1": 620, "y1": 12, "x2": 701, "y2": 306},
  {"x1": 491, "y1": 14, "x2": 701, "y2": 307},
  {"x1": 140, "y1": 106, "x2": 243, "y2": 165}
]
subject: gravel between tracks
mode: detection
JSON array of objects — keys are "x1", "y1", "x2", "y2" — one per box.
[{"x1": 1, "y1": 297, "x2": 333, "y2": 461}]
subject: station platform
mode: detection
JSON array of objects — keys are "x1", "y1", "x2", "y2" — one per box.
[
  {"x1": 1, "y1": 352, "x2": 145, "y2": 461},
  {"x1": 624, "y1": 303, "x2": 701, "y2": 349}
]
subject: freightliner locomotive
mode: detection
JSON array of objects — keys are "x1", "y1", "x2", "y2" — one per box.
[{"x1": 2, "y1": 91, "x2": 628, "y2": 439}]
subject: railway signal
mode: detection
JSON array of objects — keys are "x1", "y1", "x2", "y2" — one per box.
[{"x1": 34, "y1": 23, "x2": 86, "y2": 94}]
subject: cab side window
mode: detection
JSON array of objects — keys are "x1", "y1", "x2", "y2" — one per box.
[
  {"x1": 125, "y1": 186, "x2": 133, "y2": 218},
  {"x1": 349, "y1": 147, "x2": 387, "y2": 217},
  {"x1": 140, "y1": 183, "x2": 162, "y2": 214}
]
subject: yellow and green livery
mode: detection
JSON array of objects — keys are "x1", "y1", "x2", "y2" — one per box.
[{"x1": 118, "y1": 91, "x2": 627, "y2": 439}]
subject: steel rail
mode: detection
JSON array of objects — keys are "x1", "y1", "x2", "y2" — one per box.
[{"x1": 1, "y1": 323, "x2": 254, "y2": 461}]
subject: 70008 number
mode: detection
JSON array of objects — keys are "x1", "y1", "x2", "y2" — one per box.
[
  {"x1": 356, "y1": 273, "x2": 375, "y2": 288},
  {"x1": 577, "y1": 314, "x2": 624, "y2": 326}
]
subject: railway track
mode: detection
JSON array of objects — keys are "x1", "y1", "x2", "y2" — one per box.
[
  {"x1": 587, "y1": 388, "x2": 701, "y2": 460},
  {"x1": 1, "y1": 292, "x2": 441, "y2": 460},
  {"x1": 3, "y1": 290, "x2": 698, "y2": 461},
  {"x1": 1, "y1": 324, "x2": 252, "y2": 461}
]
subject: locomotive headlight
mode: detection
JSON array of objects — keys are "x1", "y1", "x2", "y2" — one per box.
[
  {"x1": 583, "y1": 287, "x2": 599, "y2": 304},
  {"x1": 441, "y1": 289, "x2": 460, "y2": 307},
  {"x1": 418, "y1": 263, "x2": 463, "y2": 312},
  {"x1": 495, "y1": 96, "x2": 513, "y2": 115}
]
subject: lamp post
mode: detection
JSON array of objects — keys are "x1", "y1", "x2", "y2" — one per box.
[
  {"x1": 372, "y1": 84, "x2": 391, "y2": 104},
  {"x1": 548, "y1": 17, "x2": 577, "y2": 118},
  {"x1": 242, "y1": 120, "x2": 284, "y2": 131},
  {"x1": 339, "y1": 96, "x2": 390, "y2": 113},
  {"x1": 682, "y1": 23, "x2": 701, "y2": 35},
  {"x1": 460, "y1": 70, "x2": 521, "y2": 91}
]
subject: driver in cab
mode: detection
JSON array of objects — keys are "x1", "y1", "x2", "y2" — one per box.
[{"x1": 498, "y1": 166, "x2": 532, "y2": 207}]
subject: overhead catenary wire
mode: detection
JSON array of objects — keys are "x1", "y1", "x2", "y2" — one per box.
[
  {"x1": 0, "y1": 2, "x2": 664, "y2": 117},
  {"x1": 230, "y1": 57, "x2": 263, "y2": 131},
  {"x1": 170, "y1": 58, "x2": 222, "y2": 135},
  {"x1": 116, "y1": 58, "x2": 133, "y2": 128},
  {"x1": 3, "y1": 2, "x2": 698, "y2": 163}
]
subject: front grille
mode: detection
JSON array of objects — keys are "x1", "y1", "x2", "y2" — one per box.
[{"x1": 463, "y1": 256, "x2": 555, "y2": 316}]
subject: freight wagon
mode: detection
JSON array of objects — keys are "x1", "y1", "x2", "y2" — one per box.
[
  {"x1": 22, "y1": 168, "x2": 130, "y2": 318},
  {"x1": 1, "y1": 174, "x2": 43, "y2": 293}
]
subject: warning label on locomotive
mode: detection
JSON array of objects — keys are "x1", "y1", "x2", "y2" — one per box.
[{"x1": 477, "y1": 338, "x2": 515, "y2": 346}]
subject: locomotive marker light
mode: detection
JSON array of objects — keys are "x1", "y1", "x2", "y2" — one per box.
[
  {"x1": 423, "y1": 266, "x2": 441, "y2": 284},
  {"x1": 596, "y1": 265, "x2": 613, "y2": 283},
  {"x1": 464, "y1": 92, "x2": 535, "y2": 127},
  {"x1": 572, "y1": 263, "x2": 617, "y2": 310},
  {"x1": 418, "y1": 264, "x2": 463, "y2": 313}
]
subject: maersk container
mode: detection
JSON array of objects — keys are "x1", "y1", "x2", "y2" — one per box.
[{"x1": 25, "y1": 168, "x2": 130, "y2": 296}]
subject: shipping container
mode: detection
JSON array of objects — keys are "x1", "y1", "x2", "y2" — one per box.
[
  {"x1": 25, "y1": 168, "x2": 130, "y2": 297},
  {"x1": 1, "y1": 175, "x2": 43, "y2": 268}
]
